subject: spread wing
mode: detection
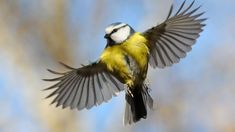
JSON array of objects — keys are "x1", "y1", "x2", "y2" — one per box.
[
  {"x1": 143, "y1": 0, "x2": 206, "y2": 68},
  {"x1": 43, "y1": 61, "x2": 124, "y2": 110}
]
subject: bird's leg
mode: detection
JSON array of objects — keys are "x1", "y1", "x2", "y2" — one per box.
[
  {"x1": 144, "y1": 79, "x2": 152, "y2": 92},
  {"x1": 126, "y1": 80, "x2": 134, "y2": 97},
  {"x1": 127, "y1": 88, "x2": 134, "y2": 98},
  {"x1": 145, "y1": 78, "x2": 150, "y2": 86}
]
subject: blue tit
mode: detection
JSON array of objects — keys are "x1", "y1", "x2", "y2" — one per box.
[{"x1": 44, "y1": 0, "x2": 206, "y2": 125}]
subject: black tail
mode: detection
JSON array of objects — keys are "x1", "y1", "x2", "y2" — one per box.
[{"x1": 124, "y1": 84, "x2": 153, "y2": 125}]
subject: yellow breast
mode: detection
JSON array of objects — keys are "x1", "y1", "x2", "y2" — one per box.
[
  {"x1": 100, "y1": 45, "x2": 126, "y2": 72},
  {"x1": 100, "y1": 45, "x2": 133, "y2": 83},
  {"x1": 121, "y1": 32, "x2": 149, "y2": 71},
  {"x1": 99, "y1": 32, "x2": 149, "y2": 85}
]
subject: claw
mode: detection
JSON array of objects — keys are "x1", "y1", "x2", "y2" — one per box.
[{"x1": 127, "y1": 88, "x2": 134, "y2": 98}]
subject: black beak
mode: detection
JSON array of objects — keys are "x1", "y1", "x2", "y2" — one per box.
[{"x1": 104, "y1": 34, "x2": 109, "y2": 39}]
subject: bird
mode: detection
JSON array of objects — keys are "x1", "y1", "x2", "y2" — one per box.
[{"x1": 43, "y1": 0, "x2": 206, "y2": 125}]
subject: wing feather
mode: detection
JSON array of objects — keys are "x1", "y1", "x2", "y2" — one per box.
[
  {"x1": 55, "y1": 75, "x2": 79, "y2": 107},
  {"x1": 66, "y1": 77, "x2": 82, "y2": 109},
  {"x1": 70, "y1": 77, "x2": 82, "y2": 109},
  {"x1": 143, "y1": 0, "x2": 206, "y2": 68},
  {"x1": 61, "y1": 76, "x2": 80, "y2": 108},
  {"x1": 77, "y1": 77, "x2": 88, "y2": 110},
  {"x1": 44, "y1": 61, "x2": 124, "y2": 110}
]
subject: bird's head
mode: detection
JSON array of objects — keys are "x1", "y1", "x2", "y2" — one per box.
[{"x1": 104, "y1": 22, "x2": 135, "y2": 45}]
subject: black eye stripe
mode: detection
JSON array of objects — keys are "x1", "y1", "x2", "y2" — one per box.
[
  {"x1": 110, "y1": 25, "x2": 127, "y2": 34},
  {"x1": 112, "y1": 29, "x2": 118, "y2": 33}
]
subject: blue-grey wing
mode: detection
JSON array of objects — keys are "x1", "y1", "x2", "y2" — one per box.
[
  {"x1": 43, "y1": 61, "x2": 124, "y2": 110},
  {"x1": 143, "y1": 0, "x2": 206, "y2": 68}
]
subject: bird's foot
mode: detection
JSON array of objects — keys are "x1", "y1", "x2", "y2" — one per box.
[{"x1": 127, "y1": 89, "x2": 134, "y2": 98}]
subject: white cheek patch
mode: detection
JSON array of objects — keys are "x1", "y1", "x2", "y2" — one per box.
[{"x1": 111, "y1": 26, "x2": 130, "y2": 43}]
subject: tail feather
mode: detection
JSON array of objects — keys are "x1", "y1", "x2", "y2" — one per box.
[{"x1": 124, "y1": 84, "x2": 153, "y2": 125}]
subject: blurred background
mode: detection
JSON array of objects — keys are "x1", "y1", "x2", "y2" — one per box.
[{"x1": 0, "y1": 0, "x2": 235, "y2": 132}]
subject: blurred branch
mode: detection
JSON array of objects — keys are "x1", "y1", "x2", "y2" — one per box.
[
  {"x1": 38, "y1": 0, "x2": 72, "y2": 63},
  {"x1": 0, "y1": 0, "x2": 79, "y2": 131}
]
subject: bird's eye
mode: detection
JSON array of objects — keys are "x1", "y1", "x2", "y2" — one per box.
[{"x1": 112, "y1": 29, "x2": 118, "y2": 33}]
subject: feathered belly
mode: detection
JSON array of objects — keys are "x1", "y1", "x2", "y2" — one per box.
[
  {"x1": 121, "y1": 33, "x2": 150, "y2": 81},
  {"x1": 100, "y1": 50, "x2": 135, "y2": 84},
  {"x1": 100, "y1": 47, "x2": 148, "y2": 86}
]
